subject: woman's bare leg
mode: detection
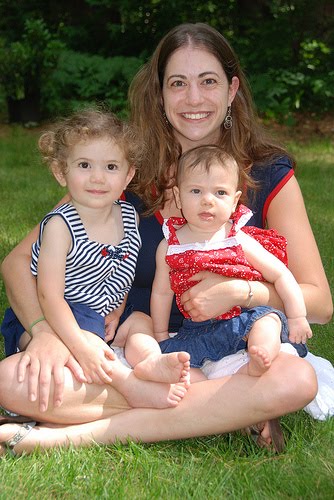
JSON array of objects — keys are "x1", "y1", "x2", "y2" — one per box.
[
  {"x1": 0, "y1": 352, "x2": 180, "y2": 422},
  {"x1": 0, "y1": 353, "x2": 130, "y2": 424},
  {"x1": 0, "y1": 353, "x2": 317, "y2": 454}
]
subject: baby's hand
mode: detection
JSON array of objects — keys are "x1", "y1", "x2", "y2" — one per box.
[{"x1": 288, "y1": 317, "x2": 313, "y2": 344}]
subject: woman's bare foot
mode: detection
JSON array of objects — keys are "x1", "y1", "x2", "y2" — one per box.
[
  {"x1": 133, "y1": 351, "x2": 191, "y2": 386},
  {"x1": 0, "y1": 422, "x2": 36, "y2": 456},
  {"x1": 110, "y1": 358, "x2": 188, "y2": 408},
  {"x1": 243, "y1": 419, "x2": 285, "y2": 453},
  {"x1": 247, "y1": 345, "x2": 272, "y2": 376}
]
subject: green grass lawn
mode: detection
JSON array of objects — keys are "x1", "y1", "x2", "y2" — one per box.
[{"x1": 0, "y1": 125, "x2": 333, "y2": 499}]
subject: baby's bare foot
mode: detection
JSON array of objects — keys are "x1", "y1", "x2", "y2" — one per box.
[
  {"x1": 247, "y1": 345, "x2": 272, "y2": 376},
  {"x1": 134, "y1": 351, "x2": 191, "y2": 386}
]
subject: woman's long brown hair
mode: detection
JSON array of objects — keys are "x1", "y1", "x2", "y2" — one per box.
[{"x1": 128, "y1": 23, "x2": 294, "y2": 214}]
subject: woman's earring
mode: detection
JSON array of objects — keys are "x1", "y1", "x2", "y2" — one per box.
[
  {"x1": 163, "y1": 111, "x2": 169, "y2": 125},
  {"x1": 223, "y1": 105, "x2": 232, "y2": 129}
]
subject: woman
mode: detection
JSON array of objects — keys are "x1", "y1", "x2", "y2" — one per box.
[{"x1": 0, "y1": 23, "x2": 331, "y2": 455}]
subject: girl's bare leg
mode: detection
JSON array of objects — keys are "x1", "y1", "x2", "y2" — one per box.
[
  {"x1": 0, "y1": 352, "x2": 317, "y2": 455},
  {"x1": 114, "y1": 312, "x2": 191, "y2": 385},
  {"x1": 0, "y1": 351, "x2": 187, "y2": 414},
  {"x1": 105, "y1": 357, "x2": 188, "y2": 408}
]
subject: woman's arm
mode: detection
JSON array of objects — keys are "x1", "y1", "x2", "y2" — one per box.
[
  {"x1": 266, "y1": 176, "x2": 332, "y2": 324},
  {"x1": 2, "y1": 222, "x2": 42, "y2": 332},
  {"x1": 180, "y1": 177, "x2": 332, "y2": 324},
  {"x1": 1, "y1": 193, "x2": 70, "y2": 331},
  {"x1": 180, "y1": 272, "x2": 280, "y2": 321}
]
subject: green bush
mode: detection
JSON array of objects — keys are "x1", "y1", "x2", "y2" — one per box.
[
  {"x1": 0, "y1": 19, "x2": 65, "y2": 101},
  {"x1": 42, "y1": 50, "x2": 144, "y2": 118},
  {"x1": 249, "y1": 38, "x2": 334, "y2": 120},
  {"x1": 0, "y1": 3, "x2": 333, "y2": 122}
]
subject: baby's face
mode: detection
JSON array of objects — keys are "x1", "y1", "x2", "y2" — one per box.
[{"x1": 174, "y1": 160, "x2": 241, "y2": 233}]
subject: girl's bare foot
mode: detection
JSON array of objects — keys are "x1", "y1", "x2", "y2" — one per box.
[
  {"x1": 110, "y1": 358, "x2": 188, "y2": 408},
  {"x1": 247, "y1": 345, "x2": 272, "y2": 376},
  {"x1": 116, "y1": 372, "x2": 188, "y2": 408},
  {"x1": 133, "y1": 351, "x2": 191, "y2": 386}
]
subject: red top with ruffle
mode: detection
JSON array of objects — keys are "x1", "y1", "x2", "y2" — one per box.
[{"x1": 164, "y1": 204, "x2": 288, "y2": 320}]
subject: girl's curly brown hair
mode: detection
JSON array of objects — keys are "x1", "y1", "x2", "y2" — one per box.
[{"x1": 38, "y1": 107, "x2": 145, "y2": 175}]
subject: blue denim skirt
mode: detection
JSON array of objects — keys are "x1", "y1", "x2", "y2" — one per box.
[
  {"x1": 1, "y1": 302, "x2": 105, "y2": 356},
  {"x1": 159, "y1": 305, "x2": 307, "y2": 368}
]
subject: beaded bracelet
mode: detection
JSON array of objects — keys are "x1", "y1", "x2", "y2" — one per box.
[
  {"x1": 245, "y1": 280, "x2": 254, "y2": 308},
  {"x1": 29, "y1": 316, "x2": 45, "y2": 335}
]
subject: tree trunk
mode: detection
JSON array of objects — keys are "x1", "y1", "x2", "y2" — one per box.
[{"x1": 6, "y1": 90, "x2": 41, "y2": 124}]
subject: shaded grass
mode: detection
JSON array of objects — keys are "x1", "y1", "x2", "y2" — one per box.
[
  {"x1": 0, "y1": 126, "x2": 65, "y2": 250},
  {"x1": 0, "y1": 126, "x2": 65, "y2": 354},
  {"x1": 0, "y1": 125, "x2": 333, "y2": 498}
]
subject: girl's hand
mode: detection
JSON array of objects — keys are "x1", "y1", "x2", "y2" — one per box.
[
  {"x1": 180, "y1": 272, "x2": 242, "y2": 321},
  {"x1": 78, "y1": 331, "x2": 116, "y2": 385}
]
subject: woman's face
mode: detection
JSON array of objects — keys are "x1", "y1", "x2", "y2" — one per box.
[{"x1": 162, "y1": 46, "x2": 239, "y2": 152}]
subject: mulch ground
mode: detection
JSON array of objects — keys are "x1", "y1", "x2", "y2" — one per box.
[
  {"x1": 0, "y1": 112, "x2": 333, "y2": 141},
  {"x1": 263, "y1": 112, "x2": 334, "y2": 142}
]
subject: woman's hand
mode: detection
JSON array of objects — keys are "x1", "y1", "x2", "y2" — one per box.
[
  {"x1": 180, "y1": 272, "x2": 244, "y2": 321},
  {"x1": 17, "y1": 328, "x2": 87, "y2": 413}
]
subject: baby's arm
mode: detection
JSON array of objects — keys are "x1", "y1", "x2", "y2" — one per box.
[
  {"x1": 239, "y1": 231, "x2": 312, "y2": 344},
  {"x1": 150, "y1": 239, "x2": 175, "y2": 342},
  {"x1": 37, "y1": 217, "x2": 115, "y2": 384}
]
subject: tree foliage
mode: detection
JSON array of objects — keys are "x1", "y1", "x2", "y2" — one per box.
[
  {"x1": 0, "y1": 19, "x2": 65, "y2": 99},
  {"x1": 0, "y1": 0, "x2": 333, "y2": 121}
]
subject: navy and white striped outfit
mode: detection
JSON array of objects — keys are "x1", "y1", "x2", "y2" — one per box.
[{"x1": 30, "y1": 201, "x2": 141, "y2": 339}]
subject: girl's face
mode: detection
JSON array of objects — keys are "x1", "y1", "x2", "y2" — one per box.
[
  {"x1": 54, "y1": 137, "x2": 135, "y2": 211},
  {"x1": 173, "y1": 160, "x2": 241, "y2": 234},
  {"x1": 162, "y1": 46, "x2": 239, "y2": 152}
]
